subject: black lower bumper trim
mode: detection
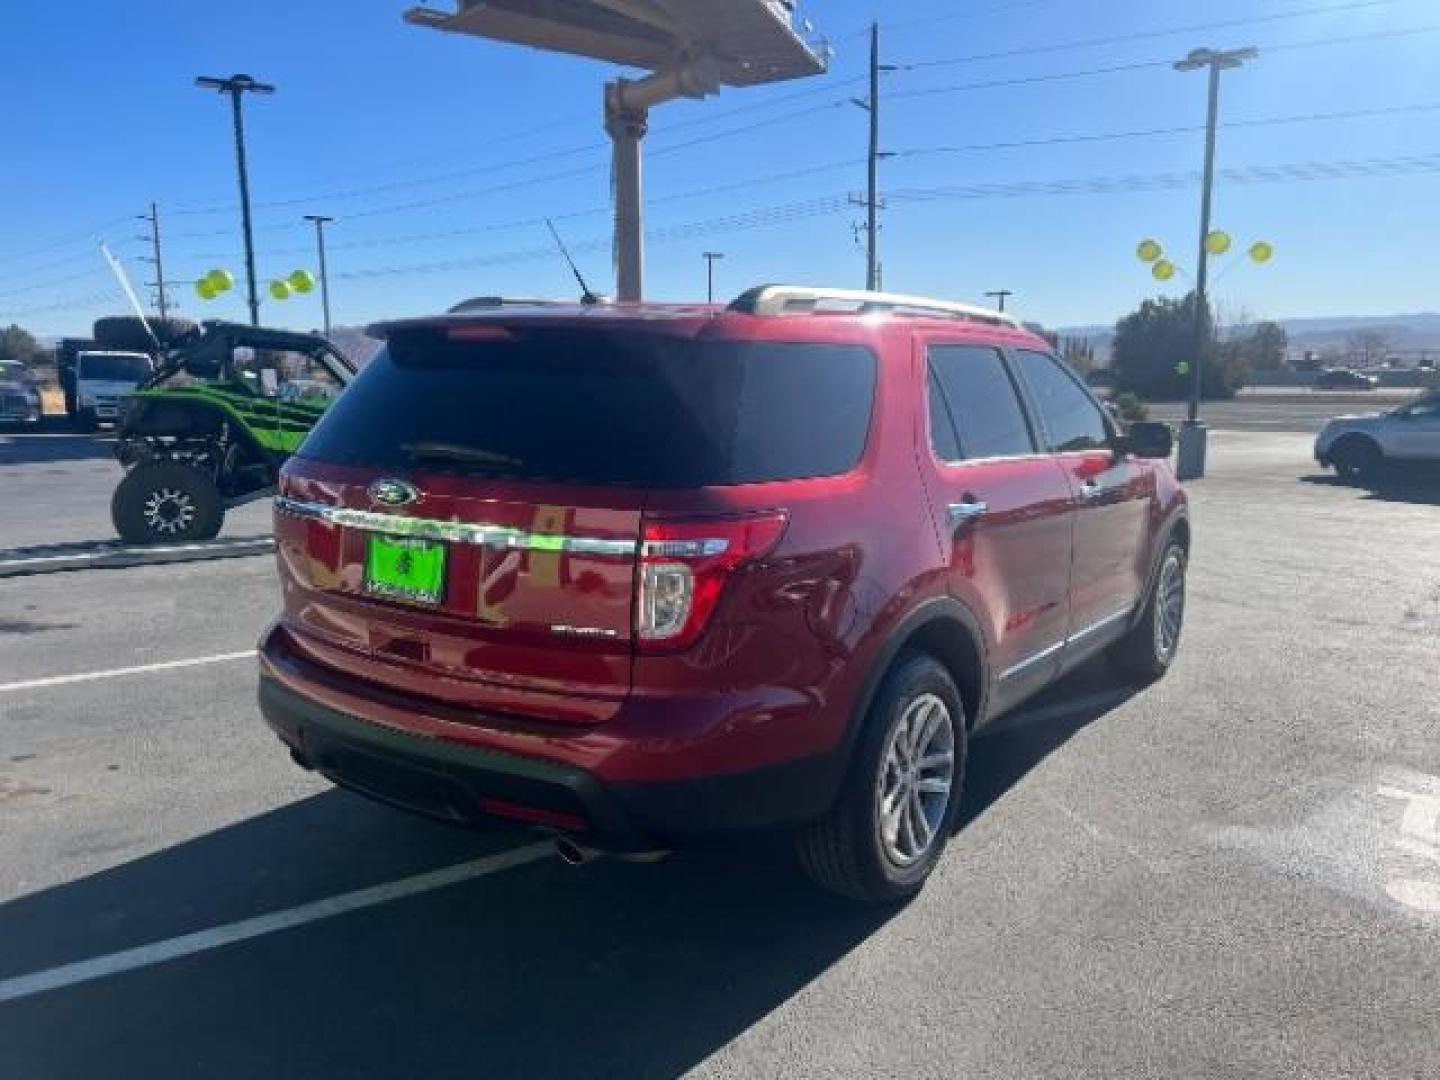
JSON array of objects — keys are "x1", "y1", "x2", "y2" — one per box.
[{"x1": 259, "y1": 675, "x2": 842, "y2": 843}]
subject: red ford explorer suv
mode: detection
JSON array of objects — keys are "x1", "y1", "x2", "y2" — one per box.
[{"x1": 258, "y1": 286, "x2": 1188, "y2": 902}]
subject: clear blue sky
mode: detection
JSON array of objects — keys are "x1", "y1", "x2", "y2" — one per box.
[{"x1": 3, "y1": 0, "x2": 1437, "y2": 337}]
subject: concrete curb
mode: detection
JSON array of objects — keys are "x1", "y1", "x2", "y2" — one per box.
[{"x1": 0, "y1": 535, "x2": 275, "y2": 578}]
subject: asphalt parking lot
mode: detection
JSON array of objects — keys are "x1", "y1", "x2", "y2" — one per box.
[{"x1": 2, "y1": 403, "x2": 1438, "y2": 1078}]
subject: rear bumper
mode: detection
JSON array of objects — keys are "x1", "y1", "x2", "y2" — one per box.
[{"x1": 258, "y1": 640, "x2": 843, "y2": 844}]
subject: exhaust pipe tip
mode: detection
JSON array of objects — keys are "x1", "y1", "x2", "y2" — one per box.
[
  {"x1": 553, "y1": 838, "x2": 672, "y2": 866},
  {"x1": 554, "y1": 838, "x2": 599, "y2": 866}
]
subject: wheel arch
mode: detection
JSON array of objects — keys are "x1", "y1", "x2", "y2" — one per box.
[
  {"x1": 1330, "y1": 431, "x2": 1384, "y2": 458},
  {"x1": 1131, "y1": 510, "x2": 1191, "y2": 630},
  {"x1": 848, "y1": 597, "x2": 990, "y2": 746}
]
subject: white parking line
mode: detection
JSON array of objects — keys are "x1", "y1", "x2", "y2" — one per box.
[
  {"x1": 0, "y1": 651, "x2": 256, "y2": 694},
  {"x1": 0, "y1": 843, "x2": 553, "y2": 1004}
]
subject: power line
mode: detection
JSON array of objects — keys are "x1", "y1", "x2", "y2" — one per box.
[
  {"x1": 163, "y1": 100, "x2": 856, "y2": 240},
  {"x1": 174, "y1": 158, "x2": 866, "y2": 262},
  {"x1": 174, "y1": 91, "x2": 1438, "y2": 265},
  {"x1": 167, "y1": 140, "x2": 606, "y2": 217},
  {"x1": 890, "y1": 23, "x2": 1440, "y2": 102},
  {"x1": 328, "y1": 196, "x2": 852, "y2": 281},
  {"x1": 166, "y1": 79, "x2": 870, "y2": 220},
  {"x1": 0, "y1": 242, "x2": 138, "y2": 285},
  {"x1": 829, "y1": 0, "x2": 1069, "y2": 44},
  {"x1": 160, "y1": 90, "x2": 1440, "y2": 269},
  {"x1": 901, "y1": 101, "x2": 1440, "y2": 156},
  {"x1": 891, "y1": 59, "x2": 1170, "y2": 101},
  {"x1": 307, "y1": 149, "x2": 1440, "y2": 286},
  {"x1": 0, "y1": 266, "x2": 107, "y2": 300},
  {"x1": 886, "y1": 151, "x2": 1440, "y2": 203},
  {"x1": 15, "y1": 148, "x2": 1438, "y2": 313},
  {"x1": 2, "y1": 287, "x2": 124, "y2": 319},
  {"x1": 156, "y1": 20, "x2": 1440, "y2": 243},
  {"x1": 902, "y1": 0, "x2": 1413, "y2": 69},
  {"x1": 0, "y1": 215, "x2": 133, "y2": 267}
]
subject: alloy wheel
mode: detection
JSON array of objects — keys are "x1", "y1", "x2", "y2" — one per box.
[
  {"x1": 142, "y1": 487, "x2": 197, "y2": 537},
  {"x1": 875, "y1": 692, "x2": 956, "y2": 867}
]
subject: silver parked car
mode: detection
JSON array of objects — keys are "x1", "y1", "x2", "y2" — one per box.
[
  {"x1": 1315, "y1": 390, "x2": 1440, "y2": 476},
  {"x1": 0, "y1": 360, "x2": 42, "y2": 424}
]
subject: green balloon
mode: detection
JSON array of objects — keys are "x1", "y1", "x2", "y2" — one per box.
[
  {"x1": 269, "y1": 279, "x2": 292, "y2": 301},
  {"x1": 288, "y1": 269, "x2": 316, "y2": 294},
  {"x1": 207, "y1": 268, "x2": 235, "y2": 293},
  {"x1": 195, "y1": 279, "x2": 217, "y2": 300}
]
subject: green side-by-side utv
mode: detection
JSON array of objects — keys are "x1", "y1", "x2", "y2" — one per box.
[{"x1": 111, "y1": 321, "x2": 355, "y2": 544}]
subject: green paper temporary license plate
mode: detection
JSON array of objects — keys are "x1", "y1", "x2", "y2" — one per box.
[{"x1": 364, "y1": 534, "x2": 447, "y2": 605}]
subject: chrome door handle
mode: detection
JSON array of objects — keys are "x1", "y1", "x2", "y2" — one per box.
[{"x1": 947, "y1": 500, "x2": 988, "y2": 531}]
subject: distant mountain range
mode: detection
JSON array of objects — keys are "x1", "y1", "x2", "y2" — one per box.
[{"x1": 1055, "y1": 313, "x2": 1440, "y2": 361}]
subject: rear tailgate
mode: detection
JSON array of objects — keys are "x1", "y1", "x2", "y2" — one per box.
[{"x1": 276, "y1": 460, "x2": 640, "y2": 723}]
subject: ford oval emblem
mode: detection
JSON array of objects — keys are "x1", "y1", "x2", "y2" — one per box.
[{"x1": 367, "y1": 478, "x2": 420, "y2": 508}]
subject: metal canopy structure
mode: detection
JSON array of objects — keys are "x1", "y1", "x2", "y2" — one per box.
[{"x1": 406, "y1": 1, "x2": 829, "y2": 300}]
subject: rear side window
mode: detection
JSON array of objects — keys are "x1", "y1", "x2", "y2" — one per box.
[
  {"x1": 1013, "y1": 349, "x2": 1110, "y2": 453},
  {"x1": 928, "y1": 345, "x2": 1035, "y2": 461},
  {"x1": 299, "y1": 327, "x2": 875, "y2": 487}
]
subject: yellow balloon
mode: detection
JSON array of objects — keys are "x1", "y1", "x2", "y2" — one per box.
[
  {"x1": 1137, "y1": 239, "x2": 1163, "y2": 264},
  {"x1": 269, "y1": 279, "x2": 292, "y2": 301},
  {"x1": 207, "y1": 269, "x2": 235, "y2": 292},
  {"x1": 288, "y1": 269, "x2": 316, "y2": 294},
  {"x1": 1249, "y1": 240, "x2": 1274, "y2": 264},
  {"x1": 1152, "y1": 259, "x2": 1176, "y2": 282},
  {"x1": 195, "y1": 279, "x2": 217, "y2": 300},
  {"x1": 1205, "y1": 230, "x2": 1232, "y2": 256}
]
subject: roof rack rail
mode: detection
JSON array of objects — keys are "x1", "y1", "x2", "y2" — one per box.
[
  {"x1": 446, "y1": 296, "x2": 573, "y2": 314},
  {"x1": 728, "y1": 285, "x2": 1019, "y2": 327}
]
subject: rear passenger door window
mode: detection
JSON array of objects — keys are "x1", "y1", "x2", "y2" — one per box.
[
  {"x1": 1012, "y1": 349, "x2": 1110, "y2": 453},
  {"x1": 927, "y1": 345, "x2": 1035, "y2": 461}
]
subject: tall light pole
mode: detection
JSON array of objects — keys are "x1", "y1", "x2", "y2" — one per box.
[
  {"x1": 1173, "y1": 46, "x2": 1257, "y2": 479},
  {"x1": 303, "y1": 214, "x2": 334, "y2": 336},
  {"x1": 195, "y1": 74, "x2": 275, "y2": 327},
  {"x1": 985, "y1": 289, "x2": 1013, "y2": 313},
  {"x1": 703, "y1": 251, "x2": 724, "y2": 304}
]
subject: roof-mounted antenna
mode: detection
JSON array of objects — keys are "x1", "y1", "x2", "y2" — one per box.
[{"x1": 545, "y1": 219, "x2": 603, "y2": 306}]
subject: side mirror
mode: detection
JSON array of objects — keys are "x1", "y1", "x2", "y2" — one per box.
[{"x1": 1120, "y1": 421, "x2": 1173, "y2": 459}]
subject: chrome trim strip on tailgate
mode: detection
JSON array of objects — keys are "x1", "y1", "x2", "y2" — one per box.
[{"x1": 274, "y1": 496, "x2": 638, "y2": 556}]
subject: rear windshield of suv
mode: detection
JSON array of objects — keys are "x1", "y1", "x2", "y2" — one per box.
[{"x1": 299, "y1": 326, "x2": 875, "y2": 487}]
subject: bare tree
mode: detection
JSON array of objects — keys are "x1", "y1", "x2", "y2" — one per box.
[{"x1": 1345, "y1": 328, "x2": 1392, "y2": 367}]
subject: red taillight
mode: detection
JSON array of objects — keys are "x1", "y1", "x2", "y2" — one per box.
[{"x1": 636, "y1": 511, "x2": 788, "y2": 652}]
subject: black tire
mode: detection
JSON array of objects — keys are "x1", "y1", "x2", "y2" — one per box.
[
  {"x1": 111, "y1": 462, "x2": 223, "y2": 544},
  {"x1": 796, "y1": 651, "x2": 967, "y2": 904},
  {"x1": 1330, "y1": 435, "x2": 1384, "y2": 479},
  {"x1": 1111, "y1": 540, "x2": 1187, "y2": 682}
]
